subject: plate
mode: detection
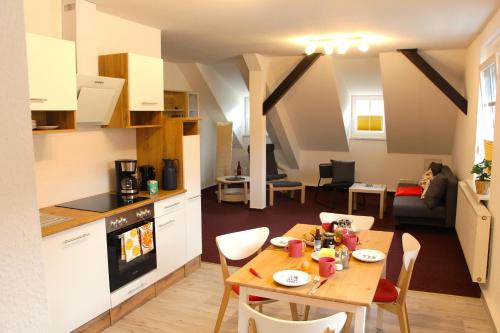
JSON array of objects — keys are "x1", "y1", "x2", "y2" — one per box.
[
  {"x1": 352, "y1": 249, "x2": 386, "y2": 262},
  {"x1": 270, "y1": 236, "x2": 298, "y2": 248},
  {"x1": 36, "y1": 125, "x2": 59, "y2": 130},
  {"x1": 273, "y1": 270, "x2": 311, "y2": 287},
  {"x1": 310, "y1": 251, "x2": 335, "y2": 262}
]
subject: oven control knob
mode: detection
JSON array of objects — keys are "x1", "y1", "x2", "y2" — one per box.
[
  {"x1": 136, "y1": 211, "x2": 142, "y2": 218},
  {"x1": 145, "y1": 209, "x2": 151, "y2": 216},
  {"x1": 121, "y1": 218, "x2": 127, "y2": 225},
  {"x1": 111, "y1": 220, "x2": 117, "y2": 228}
]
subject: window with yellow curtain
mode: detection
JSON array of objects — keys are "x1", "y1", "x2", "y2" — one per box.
[{"x1": 351, "y1": 95, "x2": 385, "y2": 139}]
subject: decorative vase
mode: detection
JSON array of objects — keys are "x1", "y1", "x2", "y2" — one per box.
[{"x1": 475, "y1": 180, "x2": 491, "y2": 195}]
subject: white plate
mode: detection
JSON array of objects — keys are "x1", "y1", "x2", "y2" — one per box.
[
  {"x1": 270, "y1": 236, "x2": 298, "y2": 248},
  {"x1": 273, "y1": 270, "x2": 311, "y2": 287},
  {"x1": 352, "y1": 249, "x2": 386, "y2": 262},
  {"x1": 36, "y1": 125, "x2": 59, "y2": 130},
  {"x1": 310, "y1": 251, "x2": 335, "y2": 262}
]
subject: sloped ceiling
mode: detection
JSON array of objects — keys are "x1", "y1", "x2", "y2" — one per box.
[
  {"x1": 279, "y1": 56, "x2": 349, "y2": 151},
  {"x1": 380, "y1": 51, "x2": 462, "y2": 154}
]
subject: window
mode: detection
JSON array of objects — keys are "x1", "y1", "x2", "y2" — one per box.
[
  {"x1": 243, "y1": 95, "x2": 250, "y2": 135},
  {"x1": 351, "y1": 95, "x2": 385, "y2": 139},
  {"x1": 475, "y1": 59, "x2": 497, "y2": 162}
]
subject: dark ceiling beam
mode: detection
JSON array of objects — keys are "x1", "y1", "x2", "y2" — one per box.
[
  {"x1": 398, "y1": 48, "x2": 467, "y2": 115},
  {"x1": 263, "y1": 53, "x2": 321, "y2": 115}
]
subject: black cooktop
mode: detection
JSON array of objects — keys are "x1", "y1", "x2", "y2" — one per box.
[{"x1": 56, "y1": 193, "x2": 149, "y2": 213}]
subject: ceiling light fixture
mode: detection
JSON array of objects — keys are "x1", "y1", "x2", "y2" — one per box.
[
  {"x1": 305, "y1": 44, "x2": 317, "y2": 55},
  {"x1": 300, "y1": 35, "x2": 373, "y2": 55},
  {"x1": 323, "y1": 44, "x2": 334, "y2": 55}
]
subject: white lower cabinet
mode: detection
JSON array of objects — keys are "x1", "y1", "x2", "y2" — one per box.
[
  {"x1": 42, "y1": 219, "x2": 110, "y2": 333},
  {"x1": 155, "y1": 194, "x2": 187, "y2": 280},
  {"x1": 186, "y1": 195, "x2": 202, "y2": 261}
]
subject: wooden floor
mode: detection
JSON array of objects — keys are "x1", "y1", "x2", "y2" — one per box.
[{"x1": 104, "y1": 262, "x2": 494, "y2": 333}]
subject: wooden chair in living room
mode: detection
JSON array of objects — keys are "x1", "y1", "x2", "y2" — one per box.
[
  {"x1": 214, "y1": 227, "x2": 299, "y2": 333},
  {"x1": 343, "y1": 233, "x2": 421, "y2": 333},
  {"x1": 241, "y1": 303, "x2": 347, "y2": 333}
]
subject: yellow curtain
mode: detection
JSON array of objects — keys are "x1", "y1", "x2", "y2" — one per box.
[{"x1": 357, "y1": 115, "x2": 383, "y2": 131}]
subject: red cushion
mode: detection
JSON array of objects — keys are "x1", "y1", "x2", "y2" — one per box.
[
  {"x1": 231, "y1": 284, "x2": 269, "y2": 302},
  {"x1": 373, "y1": 279, "x2": 399, "y2": 303},
  {"x1": 395, "y1": 185, "x2": 423, "y2": 197}
]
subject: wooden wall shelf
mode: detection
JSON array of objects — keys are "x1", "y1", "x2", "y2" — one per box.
[{"x1": 31, "y1": 110, "x2": 76, "y2": 134}]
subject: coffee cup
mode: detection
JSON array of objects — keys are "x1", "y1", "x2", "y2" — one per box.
[
  {"x1": 286, "y1": 239, "x2": 306, "y2": 258},
  {"x1": 319, "y1": 257, "x2": 336, "y2": 278}
]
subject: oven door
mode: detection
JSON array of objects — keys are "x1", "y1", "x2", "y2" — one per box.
[{"x1": 107, "y1": 219, "x2": 157, "y2": 292}]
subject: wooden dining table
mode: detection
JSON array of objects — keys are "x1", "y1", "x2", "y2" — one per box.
[{"x1": 226, "y1": 224, "x2": 394, "y2": 333}]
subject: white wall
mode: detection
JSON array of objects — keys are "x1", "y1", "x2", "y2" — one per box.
[
  {"x1": 25, "y1": 0, "x2": 161, "y2": 207},
  {"x1": 0, "y1": 1, "x2": 51, "y2": 331},
  {"x1": 295, "y1": 140, "x2": 452, "y2": 190},
  {"x1": 452, "y1": 8, "x2": 500, "y2": 331}
]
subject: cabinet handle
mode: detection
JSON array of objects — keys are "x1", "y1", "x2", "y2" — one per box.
[
  {"x1": 188, "y1": 195, "x2": 201, "y2": 200},
  {"x1": 128, "y1": 282, "x2": 147, "y2": 295},
  {"x1": 94, "y1": 80, "x2": 104, "y2": 84},
  {"x1": 30, "y1": 98, "x2": 48, "y2": 103},
  {"x1": 163, "y1": 202, "x2": 181, "y2": 210},
  {"x1": 158, "y1": 219, "x2": 175, "y2": 229},
  {"x1": 63, "y1": 233, "x2": 90, "y2": 245},
  {"x1": 141, "y1": 102, "x2": 158, "y2": 105}
]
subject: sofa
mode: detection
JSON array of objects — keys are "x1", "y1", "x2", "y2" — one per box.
[{"x1": 393, "y1": 165, "x2": 458, "y2": 228}]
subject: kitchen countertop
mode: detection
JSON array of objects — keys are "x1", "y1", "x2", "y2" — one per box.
[{"x1": 40, "y1": 189, "x2": 187, "y2": 237}]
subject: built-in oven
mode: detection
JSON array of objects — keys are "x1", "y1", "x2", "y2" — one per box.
[{"x1": 105, "y1": 203, "x2": 156, "y2": 292}]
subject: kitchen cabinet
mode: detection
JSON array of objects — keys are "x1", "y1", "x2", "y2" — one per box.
[
  {"x1": 128, "y1": 54, "x2": 164, "y2": 112},
  {"x1": 26, "y1": 33, "x2": 77, "y2": 133},
  {"x1": 154, "y1": 194, "x2": 187, "y2": 279},
  {"x1": 182, "y1": 134, "x2": 202, "y2": 260},
  {"x1": 186, "y1": 194, "x2": 202, "y2": 260},
  {"x1": 99, "y1": 53, "x2": 164, "y2": 128},
  {"x1": 42, "y1": 218, "x2": 110, "y2": 333},
  {"x1": 182, "y1": 134, "x2": 201, "y2": 198}
]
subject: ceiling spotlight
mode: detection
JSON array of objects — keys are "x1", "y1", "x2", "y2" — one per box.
[
  {"x1": 323, "y1": 44, "x2": 334, "y2": 55},
  {"x1": 358, "y1": 43, "x2": 369, "y2": 52},
  {"x1": 305, "y1": 44, "x2": 316, "y2": 55},
  {"x1": 337, "y1": 42, "x2": 349, "y2": 54}
]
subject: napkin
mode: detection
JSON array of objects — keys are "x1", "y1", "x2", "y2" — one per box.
[
  {"x1": 319, "y1": 248, "x2": 335, "y2": 258},
  {"x1": 139, "y1": 222, "x2": 154, "y2": 254},
  {"x1": 122, "y1": 228, "x2": 141, "y2": 262}
]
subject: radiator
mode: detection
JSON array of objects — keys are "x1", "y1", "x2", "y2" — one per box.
[{"x1": 456, "y1": 181, "x2": 492, "y2": 283}]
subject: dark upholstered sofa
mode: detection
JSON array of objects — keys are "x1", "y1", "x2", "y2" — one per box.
[{"x1": 393, "y1": 166, "x2": 458, "y2": 228}]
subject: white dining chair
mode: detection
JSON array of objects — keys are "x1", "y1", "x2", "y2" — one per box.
[
  {"x1": 214, "y1": 227, "x2": 299, "y2": 333},
  {"x1": 343, "y1": 233, "x2": 421, "y2": 333},
  {"x1": 319, "y1": 212, "x2": 375, "y2": 232},
  {"x1": 241, "y1": 303, "x2": 347, "y2": 333}
]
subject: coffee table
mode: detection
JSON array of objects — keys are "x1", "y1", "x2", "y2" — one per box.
[
  {"x1": 216, "y1": 176, "x2": 250, "y2": 204},
  {"x1": 349, "y1": 183, "x2": 387, "y2": 219}
]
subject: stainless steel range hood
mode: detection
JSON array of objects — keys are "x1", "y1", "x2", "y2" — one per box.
[{"x1": 63, "y1": 0, "x2": 124, "y2": 125}]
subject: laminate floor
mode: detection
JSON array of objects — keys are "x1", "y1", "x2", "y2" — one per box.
[{"x1": 104, "y1": 263, "x2": 493, "y2": 333}]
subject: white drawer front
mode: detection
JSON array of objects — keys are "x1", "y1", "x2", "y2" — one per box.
[
  {"x1": 154, "y1": 193, "x2": 186, "y2": 218},
  {"x1": 110, "y1": 270, "x2": 156, "y2": 308}
]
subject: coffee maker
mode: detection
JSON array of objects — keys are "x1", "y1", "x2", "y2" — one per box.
[{"x1": 115, "y1": 159, "x2": 139, "y2": 197}]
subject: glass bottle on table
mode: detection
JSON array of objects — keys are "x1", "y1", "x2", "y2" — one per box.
[
  {"x1": 236, "y1": 161, "x2": 242, "y2": 176},
  {"x1": 314, "y1": 228, "x2": 322, "y2": 252}
]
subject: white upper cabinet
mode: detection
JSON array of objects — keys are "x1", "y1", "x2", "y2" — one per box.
[
  {"x1": 128, "y1": 53, "x2": 164, "y2": 111},
  {"x1": 26, "y1": 33, "x2": 77, "y2": 111}
]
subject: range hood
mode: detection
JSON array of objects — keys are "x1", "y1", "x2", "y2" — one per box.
[
  {"x1": 76, "y1": 75, "x2": 124, "y2": 125},
  {"x1": 63, "y1": 0, "x2": 124, "y2": 125}
]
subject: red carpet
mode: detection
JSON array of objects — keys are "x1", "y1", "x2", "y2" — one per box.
[{"x1": 200, "y1": 186, "x2": 481, "y2": 298}]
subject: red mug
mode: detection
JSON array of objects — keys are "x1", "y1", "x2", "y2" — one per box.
[
  {"x1": 343, "y1": 233, "x2": 358, "y2": 251},
  {"x1": 286, "y1": 239, "x2": 305, "y2": 257},
  {"x1": 319, "y1": 257, "x2": 336, "y2": 278},
  {"x1": 321, "y1": 222, "x2": 332, "y2": 232}
]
